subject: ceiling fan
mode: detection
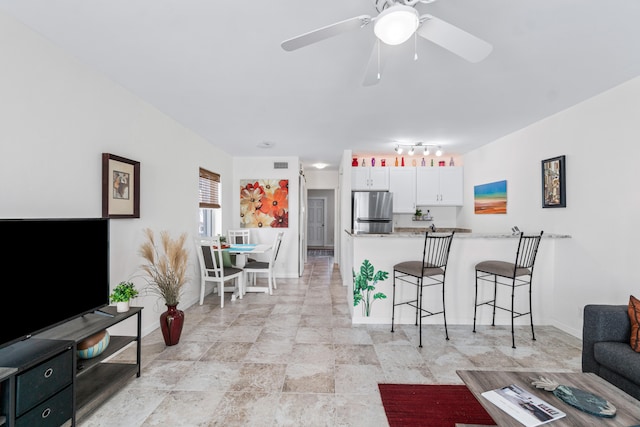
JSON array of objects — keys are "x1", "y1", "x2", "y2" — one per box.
[{"x1": 281, "y1": 0, "x2": 493, "y2": 86}]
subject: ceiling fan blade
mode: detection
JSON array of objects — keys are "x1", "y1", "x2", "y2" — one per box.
[
  {"x1": 417, "y1": 15, "x2": 493, "y2": 63},
  {"x1": 362, "y1": 41, "x2": 387, "y2": 86},
  {"x1": 281, "y1": 15, "x2": 371, "y2": 51}
]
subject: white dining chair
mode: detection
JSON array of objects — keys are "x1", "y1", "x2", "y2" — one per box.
[
  {"x1": 194, "y1": 236, "x2": 244, "y2": 307},
  {"x1": 227, "y1": 229, "x2": 256, "y2": 263},
  {"x1": 227, "y1": 229, "x2": 250, "y2": 244},
  {"x1": 242, "y1": 231, "x2": 284, "y2": 295}
]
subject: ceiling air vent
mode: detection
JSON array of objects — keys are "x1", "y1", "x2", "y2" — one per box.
[{"x1": 274, "y1": 162, "x2": 288, "y2": 169}]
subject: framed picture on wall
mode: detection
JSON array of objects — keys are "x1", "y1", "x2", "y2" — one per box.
[
  {"x1": 239, "y1": 179, "x2": 289, "y2": 228},
  {"x1": 102, "y1": 153, "x2": 140, "y2": 218},
  {"x1": 474, "y1": 180, "x2": 507, "y2": 214},
  {"x1": 541, "y1": 155, "x2": 566, "y2": 208}
]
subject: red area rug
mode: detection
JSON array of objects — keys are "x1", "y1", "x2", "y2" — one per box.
[{"x1": 378, "y1": 384, "x2": 495, "y2": 427}]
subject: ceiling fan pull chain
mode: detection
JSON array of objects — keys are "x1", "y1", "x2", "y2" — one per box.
[
  {"x1": 377, "y1": 39, "x2": 381, "y2": 80},
  {"x1": 414, "y1": 31, "x2": 418, "y2": 60}
]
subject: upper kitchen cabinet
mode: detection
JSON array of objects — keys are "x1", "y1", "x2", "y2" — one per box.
[
  {"x1": 389, "y1": 167, "x2": 416, "y2": 213},
  {"x1": 352, "y1": 167, "x2": 389, "y2": 191},
  {"x1": 416, "y1": 166, "x2": 463, "y2": 206}
]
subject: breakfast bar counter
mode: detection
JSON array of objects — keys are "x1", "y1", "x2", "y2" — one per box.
[{"x1": 344, "y1": 229, "x2": 571, "y2": 326}]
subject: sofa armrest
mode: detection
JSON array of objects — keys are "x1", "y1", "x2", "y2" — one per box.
[{"x1": 582, "y1": 304, "x2": 630, "y2": 373}]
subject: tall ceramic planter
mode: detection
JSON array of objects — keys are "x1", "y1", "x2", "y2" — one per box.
[{"x1": 160, "y1": 304, "x2": 184, "y2": 346}]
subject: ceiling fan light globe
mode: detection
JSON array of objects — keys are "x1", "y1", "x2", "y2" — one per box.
[{"x1": 374, "y1": 5, "x2": 419, "y2": 46}]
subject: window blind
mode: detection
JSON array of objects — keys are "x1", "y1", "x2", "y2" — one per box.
[{"x1": 199, "y1": 168, "x2": 220, "y2": 209}]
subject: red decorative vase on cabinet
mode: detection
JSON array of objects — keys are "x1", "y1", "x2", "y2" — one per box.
[{"x1": 160, "y1": 304, "x2": 184, "y2": 346}]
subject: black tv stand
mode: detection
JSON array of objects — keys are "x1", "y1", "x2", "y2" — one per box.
[{"x1": 0, "y1": 306, "x2": 142, "y2": 426}]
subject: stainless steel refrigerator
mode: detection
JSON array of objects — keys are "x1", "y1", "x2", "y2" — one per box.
[{"x1": 352, "y1": 191, "x2": 393, "y2": 234}]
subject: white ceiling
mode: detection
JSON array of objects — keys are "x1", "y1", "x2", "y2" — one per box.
[{"x1": 2, "y1": 0, "x2": 640, "y2": 170}]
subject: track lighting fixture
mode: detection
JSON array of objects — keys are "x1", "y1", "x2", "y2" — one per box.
[{"x1": 392, "y1": 142, "x2": 443, "y2": 157}]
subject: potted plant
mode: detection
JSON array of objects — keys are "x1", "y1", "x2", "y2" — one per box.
[
  {"x1": 109, "y1": 281, "x2": 139, "y2": 313},
  {"x1": 139, "y1": 228, "x2": 189, "y2": 346},
  {"x1": 217, "y1": 234, "x2": 230, "y2": 249},
  {"x1": 414, "y1": 208, "x2": 423, "y2": 220}
]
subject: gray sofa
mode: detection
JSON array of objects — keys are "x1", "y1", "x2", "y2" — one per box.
[{"x1": 582, "y1": 304, "x2": 640, "y2": 400}]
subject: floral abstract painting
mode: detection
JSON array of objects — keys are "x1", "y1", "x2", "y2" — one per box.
[
  {"x1": 240, "y1": 179, "x2": 289, "y2": 228},
  {"x1": 474, "y1": 180, "x2": 507, "y2": 214}
]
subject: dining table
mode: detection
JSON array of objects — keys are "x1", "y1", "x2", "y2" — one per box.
[{"x1": 227, "y1": 243, "x2": 272, "y2": 294}]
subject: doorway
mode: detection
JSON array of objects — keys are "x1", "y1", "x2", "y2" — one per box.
[
  {"x1": 307, "y1": 197, "x2": 326, "y2": 247},
  {"x1": 307, "y1": 189, "x2": 335, "y2": 251}
]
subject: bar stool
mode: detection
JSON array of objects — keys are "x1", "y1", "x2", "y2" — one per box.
[
  {"x1": 391, "y1": 231, "x2": 456, "y2": 347},
  {"x1": 473, "y1": 231, "x2": 544, "y2": 348}
]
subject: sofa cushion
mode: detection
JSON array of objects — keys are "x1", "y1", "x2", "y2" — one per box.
[
  {"x1": 594, "y1": 341, "x2": 640, "y2": 384},
  {"x1": 629, "y1": 295, "x2": 640, "y2": 352}
]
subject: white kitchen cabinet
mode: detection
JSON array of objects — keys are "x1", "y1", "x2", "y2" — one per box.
[
  {"x1": 389, "y1": 167, "x2": 416, "y2": 213},
  {"x1": 416, "y1": 166, "x2": 463, "y2": 206},
  {"x1": 352, "y1": 167, "x2": 389, "y2": 191}
]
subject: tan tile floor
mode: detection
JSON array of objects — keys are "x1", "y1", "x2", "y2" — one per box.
[{"x1": 79, "y1": 252, "x2": 582, "y2": 426}]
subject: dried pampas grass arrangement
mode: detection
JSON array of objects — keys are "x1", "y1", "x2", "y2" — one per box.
[{"x1": 139, "y1": 228, "x2": 189, "y2": 306}]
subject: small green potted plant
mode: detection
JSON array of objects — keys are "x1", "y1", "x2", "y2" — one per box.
[
  {"x1": 414, "y1": 208, "x2": 423, "y2": 220},
  {"x1": 217, "y1": 234, "x2": 229, "y2": 248},
  {"x1": 110, "y1": 281, "x2": 139, "y2": 313}
]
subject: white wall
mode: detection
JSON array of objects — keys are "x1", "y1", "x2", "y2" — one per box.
[
  {"x1": 230, "y1": 157, "x2": 300, "y2": 278},
  {"x1": 0, "y1": 12, "x2": 237, "y2": 337},
  {"x1": 460, "y1": 76, "x2": 640, "y2": 337},
  {"x1": 305, "y1": 170, "x2": 339, "y2": 189},
  {"x1": 338, "y1": 151, "x2": 354, "y2": 271}
]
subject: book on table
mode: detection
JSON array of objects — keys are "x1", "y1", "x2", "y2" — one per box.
[{"x1": 481, "y1": 383, "x2": 566, "y2": 427}]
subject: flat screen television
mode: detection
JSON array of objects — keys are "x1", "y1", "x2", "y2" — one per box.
[{"x1": 0, "y1": 218, "x2": 110, "y2": 350}]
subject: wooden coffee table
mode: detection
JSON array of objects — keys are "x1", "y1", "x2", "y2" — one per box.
[{"x1": 457, "y1": 370, "x2": 640, "y2": 426}]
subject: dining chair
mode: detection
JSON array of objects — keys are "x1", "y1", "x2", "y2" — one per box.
[
  {"x1": 227, "y1": 229, "x2": 256, "y2": 263},
  {"x1": 242, "y1": 231, "x2": 284, "y2": 295},
  {"x1": 227, "y1": 229, "x2": 250, "y2": 244},
  {"x1": 391, "y1": 231, "x2": 456, "y2": 348},
  {"x1": 194, "y1": 236, "x2": 244, "y2": 307},
  {"x1": 473, "y1": 231, "x2": 544, "y2": 348}
]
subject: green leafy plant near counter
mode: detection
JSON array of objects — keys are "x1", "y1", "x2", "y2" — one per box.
[{"x1": 353, "y1": 259, "x2": 388, "y2": 317}]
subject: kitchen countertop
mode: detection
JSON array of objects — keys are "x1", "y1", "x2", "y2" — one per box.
[{"x1": 346, "y1": 228, "x2": 571, "y2": 238}]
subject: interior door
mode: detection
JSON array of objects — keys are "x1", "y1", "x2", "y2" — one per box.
[{"x1": 307, "y1": 198, "x2": 325, "y2": 247}]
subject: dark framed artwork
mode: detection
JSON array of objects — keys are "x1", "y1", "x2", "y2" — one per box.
[
  {"x1": 541, "y1": 155, "x2": 566, "y2": 208},
  {"x1": 102, "y1": 153, "x2": 140, "y2": 218}
]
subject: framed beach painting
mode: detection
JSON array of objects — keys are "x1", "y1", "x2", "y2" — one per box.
[
  {"x1": 474, "y1": 180, "x2": 507, "y2": 214},
  {"x1": 542, "y1": 155, "x2": 566, "y2": 208}
]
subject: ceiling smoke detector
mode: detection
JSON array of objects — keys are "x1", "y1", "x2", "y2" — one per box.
[{"x1": 257, "y1": 141, "x2": 275, "y2": 149}]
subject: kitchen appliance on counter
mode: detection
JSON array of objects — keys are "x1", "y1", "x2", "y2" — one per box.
[{"x1": 352, "y1": 191, "x2": 393, "y2": 234}]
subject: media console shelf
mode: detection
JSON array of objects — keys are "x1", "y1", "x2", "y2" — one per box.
[
  {"x1": 33, "y1": 306, "x2": 142, "y2": 425},
  {"x1": 0, "y1": 339, "x2": 74, "y2": 426},
  {"x1": 36, "y1": 306, "x2": 142, "y2": 424}
]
